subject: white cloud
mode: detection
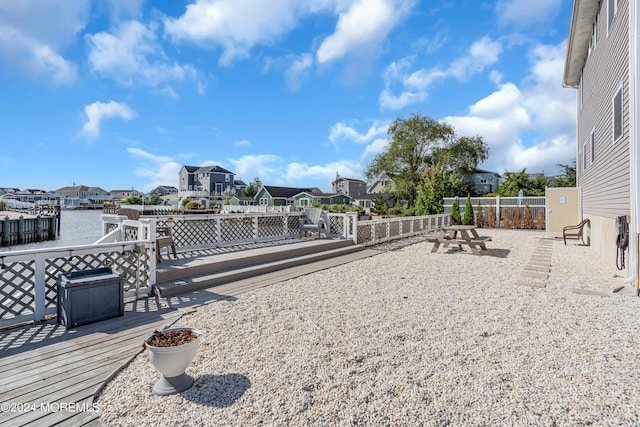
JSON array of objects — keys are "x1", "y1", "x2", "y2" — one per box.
[
  {"x1": 164, "y1": 0, "x2": 304, "y2": 66},
  {"x1": 316, "y1": 0, "x2": 415, "y2": 64},
  {"x1": 363, "y1": 137, "x2": 390, "y2": 158},
  {"x1": 285, "y1": 53, "x2": 313, "y2": 91},
  {"x1": 127, "y1": 147, "x2": 182, "y2": 191},
  {"x1": 227, "y1": 154, "x2": 282, "y2": 182},
  {"x1": 82, "y1": 101, "x2": 136, "y2": 139},
  {"x1": 100, "y1": 0, "x2": 145, "y2": 23},
  {"x1": 87, "y1": 20, "x2": 198, "y2": 91},
  {"x1": 233, "y1": 140, "x2": 251, "y2": 147},
  {"x1": 380, "y1": 36, "x2": 502, "y2": 110},
  {"x1": 284, "y1": 160, "x2": 364, "y2": 188},
  {"x1": 496, "y1": 0, "x2": 562, "y2": 28},
  {"x1": 443, "y1": 40, "x2": 575, "y2": 175},
  {"x1": 0, "y1": 0, "x2": 88, "y2": 85},
  {"x1": 329, "y1": 121, "x2": 388, "y2": 145}
]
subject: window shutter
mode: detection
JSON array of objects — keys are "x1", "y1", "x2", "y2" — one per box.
[{"x1": 590, "y1": 130, "x2": 595, "y2": 163}]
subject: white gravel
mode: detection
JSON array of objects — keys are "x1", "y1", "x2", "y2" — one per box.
[{"x1": 97, "y1": 229, "x2": 640, "y2": 426}]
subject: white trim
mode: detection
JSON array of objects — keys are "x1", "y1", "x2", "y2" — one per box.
[
  {"x1": 608, "y1": 0, "x2": 619, "y2": 36},
  {"x1": 582, "y1": 141, "x2": 588, "y2": 171}
]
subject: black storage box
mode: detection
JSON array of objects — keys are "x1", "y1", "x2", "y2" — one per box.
[{"x1": 57, "y1": 267, "x2": 124, "y2": 328}]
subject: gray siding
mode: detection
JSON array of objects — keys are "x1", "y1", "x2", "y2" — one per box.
[{"x1": 578, "y1": 0, "x2": 630, "y2": 219}]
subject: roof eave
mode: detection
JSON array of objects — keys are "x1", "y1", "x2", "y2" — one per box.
[{"x1": 563, "y1": 0, "x2": 601, "y2": 88}]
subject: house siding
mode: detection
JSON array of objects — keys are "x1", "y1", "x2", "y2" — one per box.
[{"x1": 578, "y1": 0, "x2": 630, "y2": 219}]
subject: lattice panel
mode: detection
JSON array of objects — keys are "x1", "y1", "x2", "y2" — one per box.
[
  {"x1": 221, "y1": 218, "x2": 254, "y2": 242},
  {"x1": 171, "y1": 220, "x2": 217, "y2": 247},
  {"x1": 288, "y1": 216, "x2": 301, "y2": 234},
  {"x1": 357, "y1": 224, "x2": 372, "y2": 244},
  {"x1": 257, "y1": 216, "x2": 284, "y2": 238},
  {"x1": 0, "y1": 261, "x2": 35, "y2": 318},
  {"x1": 329, "y1": 216, "x2": 344, "y2": 236},
  {"x1": 106, "y1": 223, "x2": 118, "y2": 234},
  {"x1": 122, "y1": 225, "x2": 139, "y2": 241},
  {"x1": 45, "y1": 249, "x2": 150, "y2": 305},
  {"x1": 374, "y1": 222, "x2": 388, "y2": 239}
]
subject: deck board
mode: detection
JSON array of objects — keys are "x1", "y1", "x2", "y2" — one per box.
[{"x1": 0, "y1": 241, "x2": 382, "y2": 426}]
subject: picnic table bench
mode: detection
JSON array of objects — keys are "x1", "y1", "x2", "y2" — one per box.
[{"x1": 428, "y1": 225, "x2": 492, "y2": 254}]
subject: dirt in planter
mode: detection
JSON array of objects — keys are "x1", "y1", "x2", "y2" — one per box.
[{"x1": 146, "y1": 329, "x2": 198, "y2": 347}]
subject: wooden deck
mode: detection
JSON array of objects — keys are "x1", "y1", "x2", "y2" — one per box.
[{"x1": 0, "y1": 240, "x2": 381, "y2": 426}]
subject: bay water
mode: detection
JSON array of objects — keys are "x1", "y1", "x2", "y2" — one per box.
[{"x1": 0, "y1": 209, "x2": 104, "y2": 252}]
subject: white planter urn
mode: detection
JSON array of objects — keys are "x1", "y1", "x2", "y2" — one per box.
[{"x1": 145, "y1": 327, "x2": 201, "y2": 396}]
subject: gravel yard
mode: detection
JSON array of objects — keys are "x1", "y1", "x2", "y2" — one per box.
[{"x1": 98, "y1": 229, "x2": 640, "y2": 426}]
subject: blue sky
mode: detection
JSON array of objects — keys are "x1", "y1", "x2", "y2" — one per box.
[{"x1": 0, "y1": 0, "x2": 576, "y2": 193}]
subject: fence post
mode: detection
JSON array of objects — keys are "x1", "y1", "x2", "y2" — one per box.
[
  {"x1": 18, "y1": 215, "x2": 24, "y2": 243},
  {"x1": 496, "y1": 196, "x2": 501, "y2": 228},
  {"x1": 2, "y1": 216, "x2": 8, "y2": 246},
  {"x1": 33, "y1": 255, "x2": 46, "y2": 323}
]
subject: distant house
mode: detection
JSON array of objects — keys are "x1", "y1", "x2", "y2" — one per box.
[
  {"x1": 254, "y1": 185, "x2": 348, "y2": 207},
  {"x1": 293, "y1": 191, "x2": 350, "y2": 207},
  {"x1": 368, "y1": 175, "x2": 395, "y2": 194},
  {"x1": 150, "y1": 185, "x2": 178, "y2": 196},
  {"x1": 54, "y1": 185, "x2": 111, "y2": 208},
  {"x1": 255, "y1": 186, "x2": 320, "y2": 207},
  {"x1": 331, "y1": 173, "x2": 368, "y2": 198},
  {"x1": 465, "y1": 169, "x2": 501, "y2": 195},
  {"x1": 227, "y1": 196, "x2": 256, "y2": 206},
  {"x1": 233, "y1": 180, "x2": 248, "y2": 196},
  {"x1": 179, "y1": 165, "x2": 240, "y2": 199},
  {"x1": 110, "y1": 189, "x2": 142, "y2": 200}
]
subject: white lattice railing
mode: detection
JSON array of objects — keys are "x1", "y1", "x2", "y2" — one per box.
[
  {"x1": 0, "y1": 241, "x2": 154, "y2": 329},
  {"x1": 0, "y1": 211, "x2": 451, "y2": 329}
]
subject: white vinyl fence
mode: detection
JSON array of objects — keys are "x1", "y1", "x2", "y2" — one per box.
[{"x1": 443, "y1": 196, "x2": 546, "y2": 228}]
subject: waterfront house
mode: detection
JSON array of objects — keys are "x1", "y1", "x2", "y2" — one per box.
[
  {"x1": 293, "y1": 190, "x2": 351, "y2": 207},
  {"x1": 331, "y1": 173, "x2": 368, "y2": 198},
  {"x1": 109, "y1": 189, "x2": 142, "y2": 201},
  {"x1": 150, "y1": 185, "x2": 178, "y2": 196},
  {"x1": 563, "y1": 0, "x2": 638, "y2": 284},
  {"x1": 54, "y1": 185, "x2": 111, "y2": 209},
  {"x1": 179, "y1": 165, "x2": 241, "y2": 199}
]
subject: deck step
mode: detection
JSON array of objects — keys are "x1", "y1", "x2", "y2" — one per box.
[
  {"x1": 154, "y1": 242, "x2": 367, "y2": 298},
  {"x1": 156, "y1": 239, "x2": 355, "y2": 283}
]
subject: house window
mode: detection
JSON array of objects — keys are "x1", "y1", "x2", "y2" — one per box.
[
  {"x1": 259, "y1": 198, "x2": 268, "y2": 205},
  {"x1": 299, "y1": 199, "x2": 309, "y2": 207},
  {"x1": 287, "y1": 199, "x2": 295, "y2": 206},
  {"x1": 582, "y1": 142, "x2": 587, "y2": 171},
  {"x1": 590, "y1": 129, "x2": 596, "y2": 164},
  {"x1": 608, "y1": 0, "x2": 619, "y2": 34},
  {"x1": 613, "y1": 83, "x2": 623, "y2": 143},
  {"x1": 225, "y1": 174, "x2": 230, "y2": 182}
]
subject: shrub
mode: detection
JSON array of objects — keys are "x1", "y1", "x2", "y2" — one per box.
[
  {"x1": 501, "y1": 206, "x2": 511, "y2": 228},
  {"x1": 450, "y1": 197, "x2": 461, "y2": 225},
  {"x1": 487, "y1": 205, "x2": 496, "y2": 228},
  {"x1": 512, "y1": 207, "x2": 521, "y2": 229},
  {"x1": 185, "y1": 201, "x2": 202, "y2": 210},
  {"x1": 523, "y1": 203, "x2": 534, "y2": 229},
  {"x1": 536, "y1": 209, "x2": 546, "y2": 230},
  {"x1": 475, "y1": 200, "x2": 484, "y2": 228},
  {"x1": 462, "y1": 194, "x2": 474, "y2": 225},
  {"x1": 0, "y1": 199, "x2": 6, "y2": 211}
]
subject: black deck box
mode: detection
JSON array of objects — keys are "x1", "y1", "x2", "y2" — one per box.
[{"x1": 57, "y1": 267, "x2": 124, "y2": 328}]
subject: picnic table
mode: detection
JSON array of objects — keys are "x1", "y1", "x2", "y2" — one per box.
[{"x1": 429, "y1": 225, "x2": 492, "y2": 254}]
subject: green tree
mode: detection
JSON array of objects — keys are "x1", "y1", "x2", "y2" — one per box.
[
  {"x1": 450, "y1": 197, "x2": 461, "y2": 225},
  {"x1": 462, "y1": 194, "x2": 474, "y2": 225},
  {"x1": 364, "y1": 113, "x2": 489, "y2": 207},
  {"x1": 496, "y1": 169, "x2": 533, "y2": 196},
  {"x1": 414, "y1": 164, "x2": 463, "y2": 215},
  {"x1": 0, "y1": 199, "x2": 6, "y2": 211},
  {"x1": 243, "y1": 177, "x2": 261, "y2": 198},
  {"x1": 372, "y1": 194, "x2": 388, "y2": 215},
  {"x1": 149, "y1": 194, "x2": 163, "y2": 205},
  {"x1": 551, "y1": 161, "x2": 577, "y2": 187},
  {"x1": 123, "y1": 196, "x2": 142, "y2": 205}
]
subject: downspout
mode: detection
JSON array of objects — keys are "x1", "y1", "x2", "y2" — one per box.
[{"x1": 624, "y1": 0, "x2": 639, "y2": 292}]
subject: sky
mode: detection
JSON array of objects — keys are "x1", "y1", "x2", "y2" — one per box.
[{"x1": 0, "y1": 0, "x2": 577, "y2": 194}]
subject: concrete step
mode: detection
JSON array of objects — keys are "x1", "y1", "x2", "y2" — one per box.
[{"x1": 154, "y1": 240, "x2": 365, "y2": 298}]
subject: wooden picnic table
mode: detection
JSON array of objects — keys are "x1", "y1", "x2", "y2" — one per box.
[{"x1": 429, "y1": 225, "x2": 492, "y2": 254}]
